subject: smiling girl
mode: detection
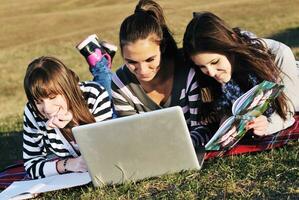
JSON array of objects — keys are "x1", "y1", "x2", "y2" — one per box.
[
  {"x1": 183, "y1": 12, "x2": 299, "y2": 146},
  {"x1": 23, "y1": 56, "x2": 112, "y2": 179},
  {"x1": 110, "y1": 0, "x2": 203, "y2": 144}
]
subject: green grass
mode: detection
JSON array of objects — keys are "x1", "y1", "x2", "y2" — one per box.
[
  {"x1": 35, "y1": 143, "x2": 298, "y2": 199},
  {"x1": 0, "y1": 115, "x2": 23, "y2": 133},
  {"x1": 0, "y1": 0, "x2": 299, "y2": 199}
]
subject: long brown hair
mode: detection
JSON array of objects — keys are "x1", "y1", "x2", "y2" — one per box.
[
  {"x1": 24, "y1": 56, "x2": 95, "y2": 141},
  {"x1": 183, "y1": 11, "x2": 290, "y2": 120}
]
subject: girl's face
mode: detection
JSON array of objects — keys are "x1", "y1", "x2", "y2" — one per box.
[
  {"x1": 191, "y1": 52, "x2": 232, "y2": 84},
  {"x1": 35, "y1": 94, "x2": 68, "y2": 119},
  {"x1": 122, "y1": 36, "x2": 161, "y2": 82}
]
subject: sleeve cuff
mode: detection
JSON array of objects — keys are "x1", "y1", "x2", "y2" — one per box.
[{"x1": 43, "y1": 160, "x2": 60, "y2": 177}]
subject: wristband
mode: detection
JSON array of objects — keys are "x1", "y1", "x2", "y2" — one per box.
[
  {"x1": 63, "y1": 158, "x2": 69, "y2": 172},
  {"x1": 56, "y1": 160, "x2": 63, "y2": 174}
]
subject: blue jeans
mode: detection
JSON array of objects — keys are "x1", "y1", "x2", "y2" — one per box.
[
  {"x1": 90, "y1": 57, "x2": 117, "y2": 118},
  {"x1": 91, "y1": 57, "x2": 112, "y2": 98}
]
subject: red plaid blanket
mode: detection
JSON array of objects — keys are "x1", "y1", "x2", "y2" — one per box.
[
  {"x1": 0, "y1": 160, "x2": 27, "y2": 189},
  {"x1": 205, "y1": 114, "x2": 299, "y2": 159}
]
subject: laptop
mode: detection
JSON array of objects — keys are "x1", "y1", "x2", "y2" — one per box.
[{"x1": 72, "y1": 106, "x2": 204, "y2": 187}]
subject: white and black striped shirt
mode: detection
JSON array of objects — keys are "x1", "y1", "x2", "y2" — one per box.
[
  {"x1": 23, "y1": 81, "x2": 113, "y2": 179},
  {"x1": 112, "y1": 64, "x2": 210, "y2": 147}
]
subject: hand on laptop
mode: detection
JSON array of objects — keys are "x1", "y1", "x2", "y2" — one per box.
[{"x1": 66, "y1": 156, "x2": 88, "y2": 173}]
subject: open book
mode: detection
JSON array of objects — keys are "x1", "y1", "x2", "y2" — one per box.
[
  {"x1": 0, "y1": 172, "x2": 91, "y2": 200},
  {"x1": 205, "y1": 81, "x2": 284, "y2": 151}
]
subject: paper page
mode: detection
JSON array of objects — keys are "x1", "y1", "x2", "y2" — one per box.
[
  {"x1": 205, "y1": 116, "x2": 235, "y2": 151},
  {"x1": 0, "y1": 172, "x2": 91, "y2": 200},
  {"x1": 7, "y1": 184, "x2": 43, "y2": 200},
  {"x1": 9, "y1": 193, "x2": 38, "y2": 200},
  {"x1": 232, "y1": 85, "x2": 258, "y2": 115},
  {"x1": 37, "y1": 172, "x2": 91, "y2": 193},
  {"x1": 233, "y1": 81, "x2": 284, "y2": 117}
]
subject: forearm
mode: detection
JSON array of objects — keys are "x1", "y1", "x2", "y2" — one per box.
[
  {"x1": 264, "y1": 38, "x2": 299, "y2": 111},
  {"x1": 23, "y1": 157, "x2": 59, "y2": 179},
  {"x1": 23, "y1": 129, "x2": 57, "y2": 178},
  {"x1": 56, "y1": 159, "x2": 67, "y2": 174},
  {"x1": 23, "y1": 131, "x2": 59, "y2": 179},
  {"x1": 56, "y1": 158, "x2": 75, "y2": 174},
  {"x1": 261, "y1": 38, "x2": 298, "y2": 134},
  {"x1": 56, "y1": 156, "x2": 87, "y2": 173}
]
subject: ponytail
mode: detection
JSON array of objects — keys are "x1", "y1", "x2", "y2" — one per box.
[
  {"x1": 119, "y1": 0, "x2": 177, "y2": 59},
  {"x1": 135, "y1": 0, "x2": 166, "y2": 27}
]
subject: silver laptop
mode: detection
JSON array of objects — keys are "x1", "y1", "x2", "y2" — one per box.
[{"x1": 72, "y1": 106, "x2": 204, "y2": 187}]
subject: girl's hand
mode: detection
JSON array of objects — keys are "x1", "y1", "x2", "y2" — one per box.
[
  {"x1": 46, "y1": 117, "x2": 55, "y2": 130},
  {"x1": 246, "y1": 115, "x2": 269, "y2": 136},
  {"x1": 46, "y1": 108, "x2": 73, "y2": 129},
  {"x1": 66, "y1": 156, "x2": 88, "y2": 172},
  {"x1": 52, "y1": 110, "x2": 73, "y2": 128}
]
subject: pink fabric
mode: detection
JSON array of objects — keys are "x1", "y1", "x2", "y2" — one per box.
[
  {"x1": 87, "y1": 49, "x2": 103, "y2": 67},
  {"x1": 87, "y1": 49, "x2": 111, "y2": 68}
]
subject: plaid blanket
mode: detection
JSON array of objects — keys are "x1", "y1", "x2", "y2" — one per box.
[
  {"x1": 205, "y1": 114, "x2": 299, "y2": 159},
  {"x1": 0, "y1": 160, "x2": 27, "y2": 189},
  {"x1": 1, "y1": 115, "x2": 298, "y2": 189}
]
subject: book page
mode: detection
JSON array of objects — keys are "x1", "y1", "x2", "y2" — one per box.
[
  {"x1": 205, "y1": 116, "x2": 235, "y2": 151},
  {"x1": 10, "y1": 193, "x2": 37, "y2": 200},
  {"x1": 233, "y1": 81, "x2": 284, "y2": 117},
  {"x1": 0, "y1": 172, "x2": 91, "y2": 200},
  {"x1": 232, "y1": 85, "x2": 258, "y2": 115},
  {"x1": 8, "y1": 184, "x2": 44, "y2": 200}
]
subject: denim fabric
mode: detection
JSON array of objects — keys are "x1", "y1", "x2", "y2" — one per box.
[
  {"x1": 91, "y1": 57, "x2": 112, "y2": 98},
  {"x1": 91, "y1": 57, "x2": 118, "y2": 118}
]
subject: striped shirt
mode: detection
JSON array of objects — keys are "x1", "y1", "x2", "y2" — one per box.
[
  {"x1": 23, "y1": 81, "x2": 113, "y2": 179},
  {"x1": 111, "y1": 64, "x2": 208, "y2": 147}
]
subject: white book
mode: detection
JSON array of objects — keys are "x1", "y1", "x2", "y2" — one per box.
[{"x1": 0, "y1": 172, "x2": 91, "y2": 200}]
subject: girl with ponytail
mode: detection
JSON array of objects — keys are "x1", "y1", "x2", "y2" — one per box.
[{"x1": 111, "y1": 0, "x2": 203, "y2": 146}]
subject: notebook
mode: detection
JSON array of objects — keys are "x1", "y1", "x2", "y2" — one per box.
[{"x1": 72, "y1": 106, "x2": 204, "y2": 187}]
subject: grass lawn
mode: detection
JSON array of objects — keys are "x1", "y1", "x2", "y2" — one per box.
[
  {"x1": 36, "y1": 143, "x2": 299, "y2": 199},
  {"x1": 0, "y1": 0, "x2": 298, "y2": 199}
]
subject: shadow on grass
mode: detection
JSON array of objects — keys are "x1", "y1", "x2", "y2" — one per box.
[
  {"x1": 269, "y1": 27, "x2": 299, "y2": 48},
  {"x1": 0, "y1": 131, "x2": 23, "y2": 170}
]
